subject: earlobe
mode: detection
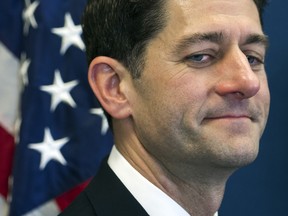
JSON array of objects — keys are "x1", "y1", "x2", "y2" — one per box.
[{"x1": 88, "y1": 57, "x2": 131, "y2": 119}]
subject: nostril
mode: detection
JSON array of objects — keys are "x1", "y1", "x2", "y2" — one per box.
[
  {"x1": 233, "y1": 91, "x2": 245, "y2": 97},
  {"x1": 215, "y1": 75, "x2": 260, "y2": 99}
]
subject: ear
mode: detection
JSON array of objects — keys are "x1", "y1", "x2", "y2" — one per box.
[{"x1": 88, "y1": 56, "x2": 132, "y2": 119}]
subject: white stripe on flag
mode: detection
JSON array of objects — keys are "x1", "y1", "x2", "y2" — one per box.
[
  {"x1": 0, "y1": 41, "x2": 20, "y2": 134},
  {"x1": 0, "y1": 195, "x2": 8, "y2": 216},
  {"x1": 23, "y1": 200, "x2": 60, "y2": 216}
]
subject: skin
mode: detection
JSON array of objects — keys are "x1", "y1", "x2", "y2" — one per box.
[{"x1": 88, "y1": 0, "x2": 270, "y2": 215}]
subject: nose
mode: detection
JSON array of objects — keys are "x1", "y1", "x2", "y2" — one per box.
[{"x1": 215, "y1": 48, "x2": 260, "y2": 100}]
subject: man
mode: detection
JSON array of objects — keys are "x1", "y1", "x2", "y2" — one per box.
[{"x1": 60, "y1": 0, "x2": 270, "y2": 215}]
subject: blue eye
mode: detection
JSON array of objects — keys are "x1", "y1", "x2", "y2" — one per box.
[
  {"x1": 246, "y1": 55, "x2": 263, "y2": 65},
  {"x1": 183, "y1": 53, "x2": 215, "y2": 68},
  {"x1": 185, "y1": 54, "x2": 211, "y2": 62},
  {"x1": 188, "y1": 54, "x2": 206, "y2": 62}
]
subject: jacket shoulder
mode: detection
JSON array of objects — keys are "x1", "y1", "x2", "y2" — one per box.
[
  {"x1": 58, "y1": 192, "x2": 96, "y2": 216},
  {"x1": 59, "y1": 159, "x2": 148, "y2": 216}
]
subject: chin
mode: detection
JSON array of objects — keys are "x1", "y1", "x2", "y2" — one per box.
[
  {"x1": 215, "y1": 132, "x2": 262, "y2": 166},
  {"x1": 211, "y1": 138, "x2": 260, "y2": 170},
  {"x1": 217, "y1": 148, "x2": 259, "y2": 169}
]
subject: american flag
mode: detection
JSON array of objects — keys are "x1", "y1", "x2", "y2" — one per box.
[{"x1": 0, "y1": 0, "x2": 113, "y2": 215}]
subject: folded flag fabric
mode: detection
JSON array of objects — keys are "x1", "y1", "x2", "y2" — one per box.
[{"x1": 0, "y1": 0, "x2": 113, "y2": 215}]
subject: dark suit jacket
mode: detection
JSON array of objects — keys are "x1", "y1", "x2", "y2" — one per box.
[{"x1": 59, "y1": 159, "x2": 149, "y2": 216}]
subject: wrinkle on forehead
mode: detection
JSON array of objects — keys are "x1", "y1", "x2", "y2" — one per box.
[
  {"x1": 156, "y1": 0, "x2": 262, "y2": 43},
  {"x1": 170, "y1": 0, "x2": 260, "y2": 22}
]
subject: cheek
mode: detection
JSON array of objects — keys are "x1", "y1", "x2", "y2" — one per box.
[
  {"x1": 259, "y1": 77, "x2": 270, "y2": 112},
  {"x1": 134, "y1": 66, "x2": 211, "y2": 130},
  {"x1": 252, "y1": 77, "x2": 270, "y2": 135}
]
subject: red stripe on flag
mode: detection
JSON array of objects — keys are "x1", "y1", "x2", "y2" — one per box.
[
  {"x1": 55, "y1": 179, "x2": 91, "y2": 211},
  {"x1": 0, "y1": 125, "x2": 15, "y2": 198}
]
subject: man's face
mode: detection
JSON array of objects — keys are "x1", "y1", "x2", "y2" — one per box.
[{"x1": 128, "y1": 0, "x2": 270, "y2": 174}]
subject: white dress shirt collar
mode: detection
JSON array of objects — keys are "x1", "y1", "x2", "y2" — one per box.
[{"x1": 108, "y1": 145, "x2": 218, "y2": 216}]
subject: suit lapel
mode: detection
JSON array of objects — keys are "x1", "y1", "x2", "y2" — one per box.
[{"x1": 84, "y1": 159, "x2": 149, "y2": 216}]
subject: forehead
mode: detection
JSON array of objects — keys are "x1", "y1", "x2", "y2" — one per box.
[
  {"x1": 171, "y1": 0, "x2": 259, "y2": 14},
  {"x1": 157, "y1": 0, "x2": 262, "y2": 42},
  {"x1": 166, "y1": 0, "x2": 259, "y2": 19}
]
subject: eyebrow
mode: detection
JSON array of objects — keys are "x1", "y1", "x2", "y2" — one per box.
[
  {"x1": 172, "y1": 32, "x2": 224, "y2": 54},
  {"x1": 172, "y1": 32, "x2": 269, "y2": 55},
  {"x1": 244, "y1": 34, "x2": 269, "y2": 48}
]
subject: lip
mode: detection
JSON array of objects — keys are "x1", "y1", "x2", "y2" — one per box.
[
  {"x1": 203, "y1": 115, "x2": 254, "y2": 122},
  {"x1": 206, "y1": 115, "x2": 251, "y2": 119}
]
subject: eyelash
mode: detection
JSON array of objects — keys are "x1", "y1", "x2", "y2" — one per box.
[
  {"x1": 184, "y1": 53, "x2": 216, "y2": 67},
  {"x1": 186, "y1": 54, "x2": 211, "y2": 62},
  {"x1": 246, "y1": 55, "x2": 264, "y2": 66},
  {"x1": 184, "y1": 52, "x2": 264, "y2": 69}
]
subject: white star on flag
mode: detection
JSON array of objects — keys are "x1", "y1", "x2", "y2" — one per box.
[
  {"x1": 91, "y1": 108, "x2": 109, "y2": 135},
  {"x1": 52, "y1": 13, "x2": 85, "y2": 54},
  {"x1": 28, "y1": 128, "x2": 69, "y2": 170},
  {"x1": 23, "y1": 0, "x2": 39, "y2": 34},
  {"x1": 40, "y1": 70, "x2": 79, "y2": 111}
]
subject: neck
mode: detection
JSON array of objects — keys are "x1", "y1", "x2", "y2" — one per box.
[
  {"x1": 113, "y1": 120, "x2": 233, "y2": 216},
  {"x1": 160, "y1": 170, "x2": 227, "y2": 216},
  {"x1": 116, "y1": 143, "x2": 231, "y2": 215}
]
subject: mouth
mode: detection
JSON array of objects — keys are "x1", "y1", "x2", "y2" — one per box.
[
  {"x1": 203, "y1": 114, "x2": 255, "y2": 123},
  {"x1": 206, "y1": 115, "x2": 252, "y2": 120},
  {"x1": 201, "y1": 103, "x2": 261, "y2": 124}
]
